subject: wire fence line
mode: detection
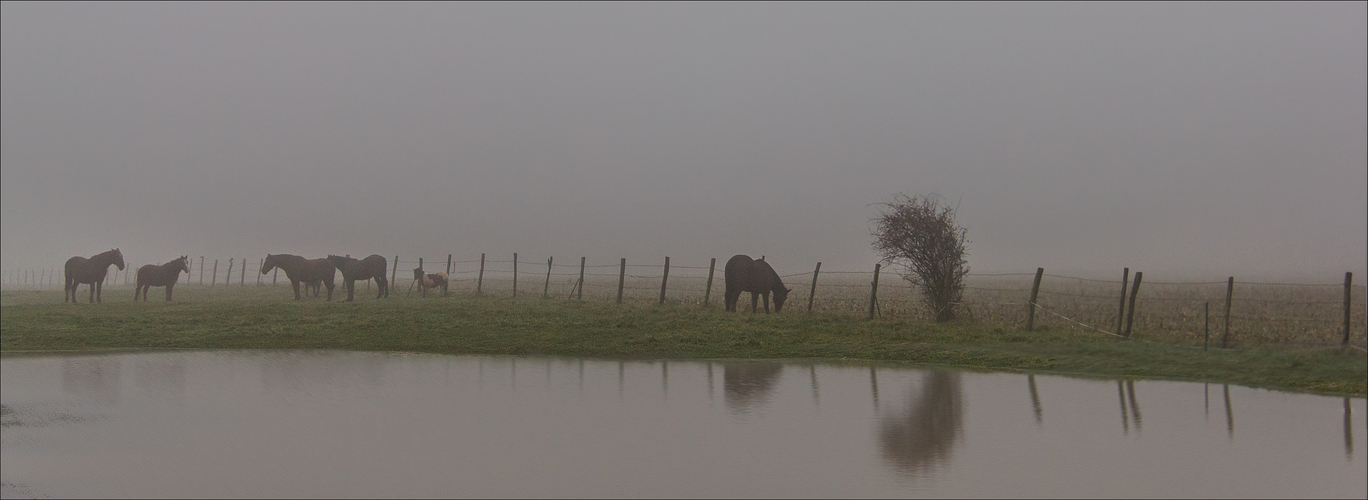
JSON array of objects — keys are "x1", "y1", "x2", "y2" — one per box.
[{"x1": 4, "y1": 255, "x2": 1364, "y2": 350}]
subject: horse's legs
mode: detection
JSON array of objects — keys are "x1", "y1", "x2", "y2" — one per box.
[
  {"x1": 324, "y1": 280, "x2": 334, "y2": 301},
  {"x1": 291, "y1": 280, "x2": 302, "y2": 300},
  {"x1": 346, "y1": 280, "x2": 355, "y2": 302},
  {"x1": 751, "y1": 292, "x2": 760, "y2": 313},
  {"x1": 91, "y1": 282, "x2": 98, "y2": 303},
  {"x1": 763, "y1": 292, "x2": 771, "y2": 314},
  {"x1": 65, "y1": 278, "x2": 73, "y2": 302},
  {"x1": 165, "y1": 283, "x2": 174, "y2": 302},
  {"x1": 376, "y1": 277, "x2": 386, "y2": 299}
]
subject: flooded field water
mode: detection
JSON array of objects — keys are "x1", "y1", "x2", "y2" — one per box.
[{"x1": 1, "y1": 350, "x2": 1363, "y2": 498}]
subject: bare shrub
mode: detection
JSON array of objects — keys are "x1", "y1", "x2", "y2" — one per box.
[{"x1": 870, "y1": 193, "x2": 970, "y2": 322}]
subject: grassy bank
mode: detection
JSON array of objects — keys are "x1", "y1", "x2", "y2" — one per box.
[{"x1": 2, "y1": 289, "x2": 1364, "y2": 396}]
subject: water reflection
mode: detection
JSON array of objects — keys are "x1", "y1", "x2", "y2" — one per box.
[
  {"x1": 1027, "y1": 374, "x2": 1042, "y2": 426},
  {"x1": 1346, "y1": 398, "x2": 1354, "y2": 459},
  {"x1": 722, "y1": 362, "x2": 783, "y2": 415},
  {"x1": 61, "y1": 357, "x2": 121, "y2": 405},
  {"x1": 878, "y1": 371, "x2": 964, "y2": 478}
]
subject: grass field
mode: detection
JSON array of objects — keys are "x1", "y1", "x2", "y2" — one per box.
[{"x1": 2, "y1": 284, "x2": 1364, "y2": 397}]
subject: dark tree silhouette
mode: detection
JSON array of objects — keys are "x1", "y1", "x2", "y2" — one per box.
[{"x1": 871, "y1": 193, "x2": 970, "y2": 322}]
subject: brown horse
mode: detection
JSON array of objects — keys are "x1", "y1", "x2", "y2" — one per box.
[
  {"x1": 724, "y1": 254, "x2": 790, "y2": 313},
  {"x1": 260, "y1": 254, "x2": 336, "y2": 301},
  {"x1": 413, "y1": 267, "x2": 449, "y2": 297},
  {"x1": 65, "y1": 248, "x2": 125, "y2": 303},
  {"x1": 134, "y1": 256, "x2": 189, "y2": 301},
  {"x1": 327, "y1": 254, "x2": 389, "y2": 301}
]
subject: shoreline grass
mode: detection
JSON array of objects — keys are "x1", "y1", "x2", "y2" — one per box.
[{"x1": 2, "y1": 290, "x2": 1363, "y2": 396}]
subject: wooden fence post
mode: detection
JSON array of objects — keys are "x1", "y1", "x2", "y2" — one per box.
[
  {"x1": 257, "y1": 258, "x2": 263, "y2": 286},
  {"x1": 1204, "y1": 302, "x2": 1210, "y2": 351},
  {"x1": 1222, "y1": 277, "x2": 1234, "y2": 348},
  {"x1": 477, "y1": 253, "x2": 485, "y2": 294},
  {"x1": 659, "y1": 256, "x2": 670, "y2": 305},
  {"x1": 446, "y1": 254, "x2": 453, "y2": 275},
  {"x1": 273, "y1": 268, "x2": 278, "y2": 286},
  {"x1": 1344, "y1": 272, "x2": 1354, "y2": 347},
  {"x1": 240, "y1": 257, "x2": 246, "y2": 286},
  {"x1": 1027, "y1": 267, "x2": 1044, "y2": 332},
  {"x1": 808, "y1": 262, "x2": 821, "y2": 312},
  {"x1": 544, "y1": 256, "x2": 552, "y2": 299},
  {"x1": 199, "y1": 257, "x2": 205, "y2": 285},
  {"x1": 577, "y1": 257, "x2": 586, "y2": 300},
  {"x1": 512, "y1": 253, "x2": 518, "y2": 297},
  {"x1": 617, "y1": 258, "x2": 626, "y2": 304},
  {"x1": 211, "y1": 259, "x2": 219, "y2": 286},
  {"x1": 704, "y1": 258, "x2": 716, "y2": 306},
  {"x1": 868, "y1": 263, "x2": 881, "y2": 320},
  {"x1": 1116, "y1": 267, "x2": 1130, "y2": 336},
  {"x1": 390, "y1": 255, "x2": 399, "y2": 292},
  {"x1": 1124, "y1": 271, "x2": 1143, "y2": 338}
]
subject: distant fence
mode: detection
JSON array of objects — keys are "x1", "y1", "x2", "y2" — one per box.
[{"x1": 5, "y1": 255, "x2": 1365, "y2": 350}]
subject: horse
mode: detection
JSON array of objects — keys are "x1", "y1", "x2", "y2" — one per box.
[
  {"x1": 413, "y1": 267, "x2": 449, "y2": 297},
  {"x1": 326, "y1": 254, "x2": 389, "y2": 301},
  {"x1": 260, "y1": 254, "x2": 336, "y2": 301},
  {"x1": 64, "y1": 248, "x2": 125, "y2": 303},
  {"x1": 134, "y1": 256, "x2": 189, "y2": 302},
  {"x1": 724, "y1": 254, "x2": 791, "y2": 313}
]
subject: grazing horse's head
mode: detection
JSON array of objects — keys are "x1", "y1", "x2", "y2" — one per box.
[
  {"x1": 173, "y1": 256, "x2": 190, "y2": 275},
  {"x1": 413, "y1": 267, "x2": 424, "y2": 281},
  {"x1": 112, "y1": 248, "x2": 125, "y2": 270},
  {"x1": 261, "y1": 254, "x2": 276, "y2": 274},
  {"x1": 772, "y1": 286, "x2": 792, "y2": 312}
]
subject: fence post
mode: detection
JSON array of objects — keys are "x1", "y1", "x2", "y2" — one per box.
[
  {"x1": 1116, "y1": 267, "x2": 1130, "y2": 336},
  {"x1": 391, "y1": 256, "x2": 399, "y2": 292},
  {"x1": 211, "y1": 259, "x2": 219, "y2": 286},
  {"x1": 1204, "y1": 302, "x2": 1210, "y2": 351},
  {"x1": 868, "y1": 263, "x2": 881, "y2": 320},
  {"x1": 1124, "y1": 271, "x2": 1143, "y2": 338},
  {"x1": 544, "y1": 256, "x2": 552, "y2": 299},
  {"x1": 617, "y1": 258, "x2": 626, "y2": 304},
  {"x1": 659, "y1": 256, "x2": 670, "y2": 305},
  {"x1": 477, "y1": 253, "x2": 485, "y2": 294},
  {"x1": 1222, "y1": 277, "x2": 1234, "y2": 348},
  {"x1": 808, "y1": 262, "x2": 822, "y2": 312},
  {"x1": 273, "y1": 268, "x2": 278, "y2": 286},
  {"x1": 1344, "y1": 272, "x2": 1354, "y2": 347},
  {"x1": 446, "y1": 254, "x2": 453, "y2": 275},
  {"x1": 257, "y1": 259, "x2": 263, "y2": 286},
  {"x1": 241, "y1": 257, "x2": 246, "y2": 286},
  {"x1": 224, "y1": 259, "x2": 233, "y2": 288},
  {"x1": 512, "y1": 253, "x2": 518, "y2": 297},
  {"x1": 199, "y1": 257, "x2": 205, "y2": 285},
  {"x1": 704, "y1": 258, "x2": 716, "y2": 306},
  {"x1": 577, "y1": 257, "x2": 586, "y2": 301},
  {"x1": 1027, "y1": 267, "x2": 1044, "y2": 332}
]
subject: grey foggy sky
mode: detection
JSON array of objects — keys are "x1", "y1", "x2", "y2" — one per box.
[{"x1": 2, "y1": 2, "x2": 1365, "y2": 281}]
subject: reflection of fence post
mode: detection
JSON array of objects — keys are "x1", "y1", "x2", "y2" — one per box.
[
  {"x1": 1116, "y1": 268, "x2": 1130, "y2": 336},
  {"x1": 390, "y1": 256, "x2": 399, "y2": 291},
  {"x1": 659, "y1": 256, "x2": 669, "y2": 305},
  {"x1": 578, "y1": 257, "x2": 586, "y2": 300},
  {"x1": 808, "y1": 262, "x2": 821, "y2": 312},
  {"x1": 1124, "y1": 271, "x2": 1143, "y2": 338},
  {"x1": 512, "y1": 253, "x2": 518, "y2": 298},
  {"x1": 704, "y1": 258, "x2": 716, "y2": 306},
  {"x1": 1344, "y1": 272, "x2": 1354, "y2": 346},
  {"x1": 617, "y1": 258, "x2": 626, "y2": 304},
  {"x1": 1222, "y1": 277, "x2": 1234, "y2": 348},
  {"x1": 477, "y1": 253, "x2": 485, "y2": 294},
  {"x1": 211, "y1": 259, "x2": 219, "y2": 286},
  {"x1": 868, "y1": 263, "x2": 881, "y2": 320},
  {"x1": 1027, "y1": 267, "x2": 1044, "y2": 332},
  {"x1": 544, "y1": 256, "x2": 552, "y2": 299}
]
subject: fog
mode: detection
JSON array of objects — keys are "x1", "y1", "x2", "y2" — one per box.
[{"x1": 3, "y1": 2, "x2": 1364, "y2": 282}]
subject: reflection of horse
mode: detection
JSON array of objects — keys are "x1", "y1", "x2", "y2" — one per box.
[
  {"x1": 413, "y1": 268, "x2": 449, "y2": 297},
  {"x1": 878, "y1": 371, "x2": 963, "y2": 477},
  {"x1": 724, "y1": 254, "x2": 790, "y2": 313},
  {"x1": 134, "y1": 256, "x2": 189, "y2": 301},
  {"x1": 260, "y1": 254, "x2": 335, "y2": 301},
  {"x1": 64, "y1": 248, "x2": 126, "y2": 303},
  {"x1": 327, "y1": 254, "x2": 389, "y2": 301},
  {"x1": 723, "y1": 362, "x2": 784, "y2": 415}
]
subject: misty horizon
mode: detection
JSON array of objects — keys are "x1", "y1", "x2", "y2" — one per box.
[{"x1": 3, "y1": 2, "x2": 1365, "y2": 284}]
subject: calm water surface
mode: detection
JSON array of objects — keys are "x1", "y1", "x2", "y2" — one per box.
[{"x1": 1, "y1": 350, "x2": 1363, "y2": 498}]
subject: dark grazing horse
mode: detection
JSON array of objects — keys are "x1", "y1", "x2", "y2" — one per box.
[
  {"x1": 260, "y1": 254, "x2": 336, "y2": 301},
  {"x1": 327, "y1": 254, "x2": 389, "y2": 301},
  {"x1": 413, "y1": 267, "x2": 449, "y2": 298},
  {"x1": 724, "y1": 254, "x2": 791, "y2": 313},
  {"x1": 65, "y1": 248, "x2": 125, "y2": 303},
  {"x1": 134, "y1": 256, "x2": 190, "y2": 302}
]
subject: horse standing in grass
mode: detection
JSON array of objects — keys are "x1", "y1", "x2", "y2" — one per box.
[
  {"x1": 64, "y1": 248, "x2": 125, "y2": 303},
  {"x1": 327, "y1": 254, "x2": 389, "y2": 301},
  {"x1": 413, "y1": 267, "x2": 449, "y2": 297},
  {"x1": 724, "y1": 254, "x2": 791, "y2": 313},
  {"x1": 134, "y1": 256, "x2": 189, "y2": 302},
  {"x1": 260, "y1": 254, "x2": 336, "y2": 301}
]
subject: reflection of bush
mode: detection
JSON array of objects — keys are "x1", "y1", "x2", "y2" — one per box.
[
  {"x1": 723, "y1": 363, "x2": 784, "y2": 415},
  {"x1": 879, "y1": 371, "x2": 963, "y2": 477}
]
